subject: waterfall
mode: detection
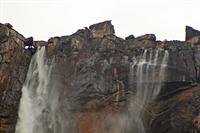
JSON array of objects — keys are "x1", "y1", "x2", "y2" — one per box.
[
  {"x1": 129, "y1": 48, "x2": 169, "y2": 133},
  {"x1": 15, "y1": 46, "x2": 168, "y2": 133},
  {"x1": 15, "y1": 47, "x2": 52, "y2": 133},
  {"x1": 16, "y1": 47, "x2": 77, "y2": 133}
]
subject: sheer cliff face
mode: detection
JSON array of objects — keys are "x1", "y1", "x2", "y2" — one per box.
[
  {"x1": 44, "y1": 22, "x2": 200, "y2": 133},
  {"x1": 0, "y1": 24, "x2": 32, "y2": 133},
  {"x1": 1, "y1": 21, "x2": 200, "y2": 133}
]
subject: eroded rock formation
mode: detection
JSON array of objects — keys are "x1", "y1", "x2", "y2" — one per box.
[{"x1": 1, "y1": 21, "x2": 200, "y2": 133}]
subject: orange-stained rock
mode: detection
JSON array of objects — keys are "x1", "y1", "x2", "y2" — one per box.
[
  {"x1": 150, "y1": 85, "x2": 200, "y2": 133},
  {"x1": 177, "y1": 89, "x2": 194, "y2": 101},
  {"x1": 77, "y1": 104, "x2": 120, "y2": 133}
]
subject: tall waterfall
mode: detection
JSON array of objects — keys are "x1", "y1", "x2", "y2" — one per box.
[
  {"x1": 15, "y1": 47, "x2": 52, "y2": 133},
  {"x1": 15, "y1": 46, "x2": 168, "y2": 133},
  {"x1": 129, "y1": 48, "x2": 169, "y2": 133},
  {"x1": 15, "y1": 47, "x2": 76, "y2": 133}
]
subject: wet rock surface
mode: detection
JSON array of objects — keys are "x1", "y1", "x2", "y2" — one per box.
[{"x1": 1, "y1": 21, "x2": 200, "y2": 133}]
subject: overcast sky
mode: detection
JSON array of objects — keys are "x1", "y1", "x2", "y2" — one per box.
[{"x1": 1, "y1": 0, "x2": 200, "y2": 41}]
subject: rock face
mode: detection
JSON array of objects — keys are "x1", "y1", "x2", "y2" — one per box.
[
  {"x1": 1, "y1": 21, "x2": 200, "y2": 133},
  {"x1": 136, "y1": 34, "x2": 156, "y2": 41},
  {"x1": 40, "y1": 22, "x2": 200, "y2": 133},
  {"x1": 0, "y1": 23, "x2": 32, "y2": 133},
  {"x1": 186, "y1": 26, "x2": 200, "y2": 45},
  {"x1": 89, "y1": 20, "x2": 115, "y2": 38},
  {"x1": 150, "y1": 84, "x2": 200, "y2": 133},
  {"x1": 186, "y1": 26, "x2": 200, "y2": 40}
]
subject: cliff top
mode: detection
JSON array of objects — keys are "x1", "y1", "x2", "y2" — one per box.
[{"x1": 1, "y1": 21, "x2": 200, "y2": 47}]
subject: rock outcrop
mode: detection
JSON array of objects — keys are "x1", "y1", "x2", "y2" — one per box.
[
  {"x1": 89, "y1": 20, "x2": 115, "y2": 38},
  {"x1": 186, "y1": 26, "x2": 200, "y2": 45},
  {"x1": 1, "y1": 21, "x2": 200, "y2": 133}
]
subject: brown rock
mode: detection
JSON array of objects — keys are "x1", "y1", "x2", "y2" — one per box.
[
  {"x1": 34, "y1": 40, "x2": 47, "y2": 47},
  {"x1": 0, "y1": 23, "x2": 32, "y2": 133},
  {"x1": 187, "y1": 36, "x2": 200, "y2": 45},
  {"x1": 186, "y1": 26, "x2": 200, "y2": 41},
  {"x1": 1, "y1": 21, "x2": 200, "y2": 133},
  {"x1": 77, "y1": 104, "x2": 119, "y2": 133},
  {"x1": 136, "y1": 34, "x2": 156, "y2": 41},
  {"x1": 0, "y1": 24, "x2": 9, "y2": 43},
  {"x1": 4, "y1": 23, "x2": 13, "y2": 29},
  {"x1": 149, "y1": 85, "x2": 200, "y2": 133},
  {"x1": 193, "y1": 114, "x2": 200, "y2": 132},
  {"x1": 89, "y1": 20, "x2": 115, "y2": 38}
]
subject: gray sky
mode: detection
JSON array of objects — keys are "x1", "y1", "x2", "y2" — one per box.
[{"x1": 1, "y1": 0, "x2": 200, "y2": 41}]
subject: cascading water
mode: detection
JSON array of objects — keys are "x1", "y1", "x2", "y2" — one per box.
[
  {"x1": 101, "y1": 48, "x2": 169, "y2": 133},
  {"x1": 15, "y1": 47, "x2": 76, "y2": 133},
  {"x1": 129, "y1": 48, "x2": 169, "y2": 133},
  {"x1": 15, "y1": 47, "x2": 52, "y2": 133},
  {"x1": 15, "y1": 46, "x2": 168, "y2": 133}
]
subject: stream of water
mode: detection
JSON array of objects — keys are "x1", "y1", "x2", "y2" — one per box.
[
  {"x1": 15, "y1": 47, "x2": 168, "y2": 133},
  {"x1": 129, "y1": 49, "x2": 169, "y2": 133}
]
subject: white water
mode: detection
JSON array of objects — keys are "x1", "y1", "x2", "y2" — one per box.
[
  {"x1": 129, "y1": 49, "x2": 169, "y2": 133},
  {"x1": 16, "y1": 47, "x2": 77, "y2": 133},
  {"x1": 15, "y1": 47, "x2": 52, "y2": 133},
  {"x1": 15, "y1": 47, "x2": 169, "y2": 133}
]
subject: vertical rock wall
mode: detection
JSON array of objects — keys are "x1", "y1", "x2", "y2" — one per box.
[
  {"x1": 0, "y1": 24, "x2": 32, "y2": 133},
  {"x1": 1, "y1": 21, "x2": 200, "y2": 133}
]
